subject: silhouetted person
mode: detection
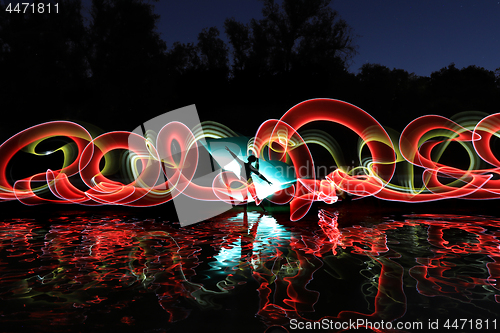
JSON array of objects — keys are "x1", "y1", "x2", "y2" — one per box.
[{"x1": 225, "y1": 146, "x2": 272, "y2": 210}]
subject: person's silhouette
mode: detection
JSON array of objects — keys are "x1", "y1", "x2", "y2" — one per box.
[{"x1": 225, "y1": 146, "x2": 272, "y2": 208}]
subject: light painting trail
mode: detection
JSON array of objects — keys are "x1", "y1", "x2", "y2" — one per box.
[
  {"x1": 1, "y1": 99, "x2": 500, "y2": 221},
  {"x1": 1, "y1": 211, "x2": 498, "y2": 328}
]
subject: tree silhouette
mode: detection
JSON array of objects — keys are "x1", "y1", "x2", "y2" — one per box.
[
  {"x1": 429, "y1": 64, "x2": 498, "y2": 116},
  {"x1": 1, "y1": 0, "x2": 499, "y2": 140},
  {"x1": 0, "y1": 0, "x2": 87, "y2": 134},
  {"x1": 357, "y1": 65, "x2": 406, "y2": 112},
  {"x1": 164, "y1": 27, "x2": 230, "y2": 113},
  {"x1": 222, "y1": 0, "x2": 357, "y2": 111},
  {"x1": 87, "y1": 0, "x2": 167, "y2": 128},
  {"x1": 197, "y1": 27, "x2": 229, "y2": 76},
  {"x1": 223, "y1": 18, "x2": 252, "y2": 77},
  {"x1": 195, "y1": 27, "x2": 230, "y2": 106}
]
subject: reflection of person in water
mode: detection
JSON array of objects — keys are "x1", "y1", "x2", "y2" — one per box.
[{"x1": 225, "y1": 146, "x2": 272, "y2": 206}]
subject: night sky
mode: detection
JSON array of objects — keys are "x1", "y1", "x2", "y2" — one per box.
[{"x1": 80, "y1": 0, "x2": 500, "y2": 77}]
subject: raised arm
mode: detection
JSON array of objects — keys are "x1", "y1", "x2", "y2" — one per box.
[
  {"x1": 225, "y1": 146, "x2": 244, "y2": 165},
  {"x1": 250, "y1": 165, "x2": 272, "y2": 185}
]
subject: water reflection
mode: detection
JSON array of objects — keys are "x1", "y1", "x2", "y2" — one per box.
[{"x1": 1, "y1": 210, "x2": 500, "y2": 332}]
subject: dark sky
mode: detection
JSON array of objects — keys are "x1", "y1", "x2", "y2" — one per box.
[{"x1": 82, "y1": 0, "x2": 500, "y2": 77}]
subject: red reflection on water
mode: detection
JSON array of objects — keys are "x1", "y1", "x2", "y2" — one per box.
[
  {"x1": 1, "y1": 211, "x2": 500, "y2": 331},
  {"x1": 246, "y1": 212, "x2": 500, "y2": 331},
  {"x1": 406, "y1": 215, "x2": 500, "y2": 303},
  {"x1": 255, "y1": 211, "x2": 407, "y2": 330}
]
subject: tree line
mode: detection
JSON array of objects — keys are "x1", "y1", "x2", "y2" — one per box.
[{"x1": 1, "y1": 0, "x2": 499, "y2": 139}]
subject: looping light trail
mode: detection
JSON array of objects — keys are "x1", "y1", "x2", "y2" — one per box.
[{"x1": 1, "y1": 99, "x2": 500, "y2": 220}]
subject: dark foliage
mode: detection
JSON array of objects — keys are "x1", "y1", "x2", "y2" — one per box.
[{"x1": 1, "y1": 0, "x2": 499, "y2": 139}]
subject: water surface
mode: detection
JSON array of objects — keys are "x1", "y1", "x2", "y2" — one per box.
[{"x1": 1, "y1": 206, "x2": 499, "y2": 332}]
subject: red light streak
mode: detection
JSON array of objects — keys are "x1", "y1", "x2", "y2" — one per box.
[{"x1": 2, "y1": 99, "x2": 500, "y2": 220}]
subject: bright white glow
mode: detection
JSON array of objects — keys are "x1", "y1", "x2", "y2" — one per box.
[
  {"x1": 213, "y1": 239, "x2": 241, "y2": 266},
  {"x1": 223, "y1": 160, "x2": 242, "y2": 179}
]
